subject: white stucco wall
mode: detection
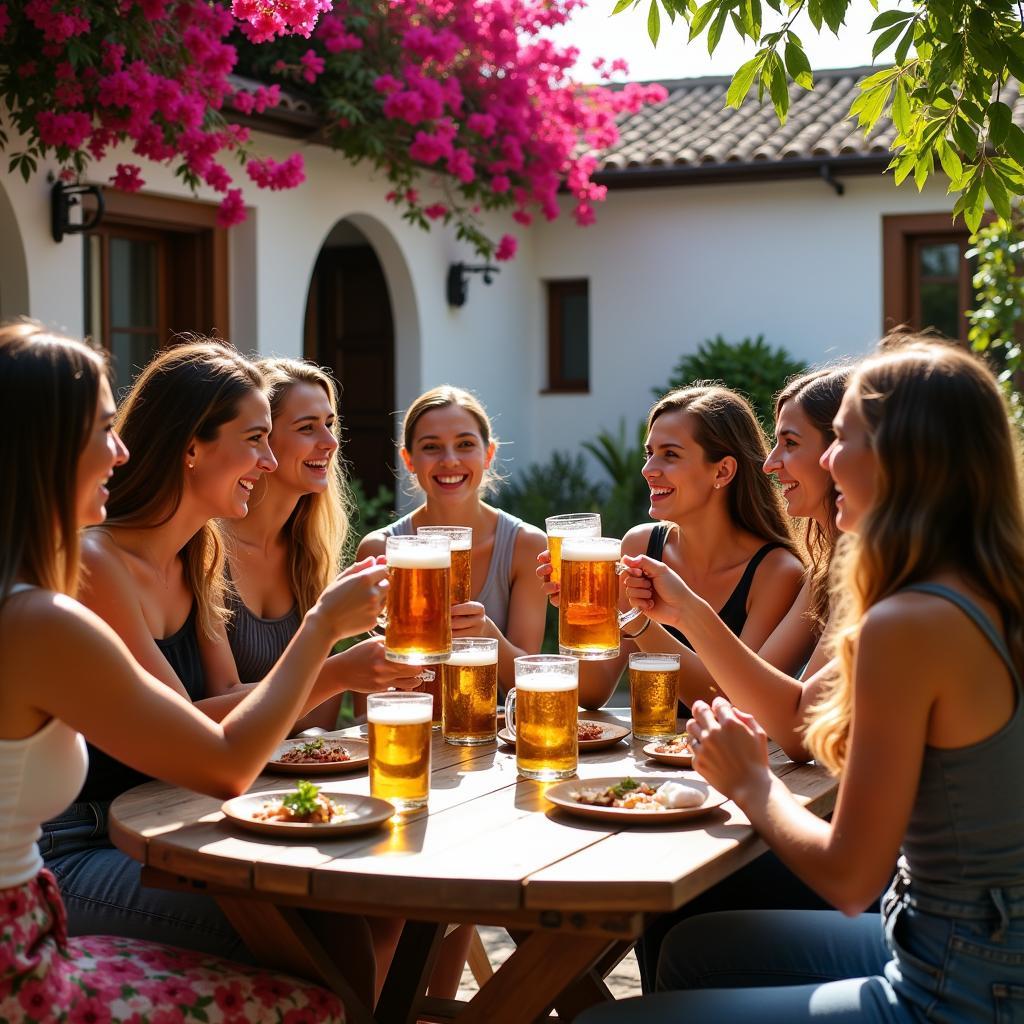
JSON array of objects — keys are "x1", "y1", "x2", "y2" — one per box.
[{"x1": 0, "y1": 123, "x2": 958, "y2": 488}]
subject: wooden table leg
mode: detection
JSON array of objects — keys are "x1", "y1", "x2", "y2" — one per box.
[
  {"x1": 374, "y1": 920, "x2": 447, "y2": 1024},
  {"x1": 456, "y1": 930, "x2": 613, "y2": 1024},
  {"x1": 215, "y1": 896, "x2": 377, "y2": 1024},
  {"x1": 553, "y1": 940, "x2": 635, "y2": 1019}
]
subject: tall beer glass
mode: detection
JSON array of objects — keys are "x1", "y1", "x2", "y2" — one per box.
[
  {"x1": 367, "y1": 692, "x2": 433, "y2": 811},
  {"x1": 504, "y1": 655, "x2": 578, "y2": 781},
  {"x1": 384, "y1": 534, "x2": 451, "y2": 664},
  {"x1": 558, "y1": 537, "x2": 641, "y2": 660},
  {"x1": 442, "y1": 637, "x2": 499, "y2": 746},
  {"x1": 628, "y1": 652, "x2": 680, "y2": 740},
  {"x1": 417, "y1": 526, "x2": 472, "y2": 603},
  {"x1": 545, "y1": 513, "x2": 600, "y2": 587}
]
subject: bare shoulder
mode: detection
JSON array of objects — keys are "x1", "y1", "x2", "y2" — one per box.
[
  {"x1": 621, "y1": 522, "x2": 660, "y2": 557},
  {"x1": 79, "y1": 530, "x2": 137, "y2": 603},
  {"x1": 2, "y1": 589, "x2": 120, "y2": 664},
  {"x1": 860, "y1": 589, "x2": 971, "y2": 649},
  {"x1": 512, "y1": 521, "x2": 546, "y2": 557},
  {"x1": 751, "y1": 545, "x2": 804, "y2": 589},
  {"x1": 356, "y1": 531, "x2": 389, "y2": 559}
]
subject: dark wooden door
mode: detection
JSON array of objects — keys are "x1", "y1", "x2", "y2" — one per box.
[{"x1": 305, "y1": 245, "x2": 395, "y2": 497}]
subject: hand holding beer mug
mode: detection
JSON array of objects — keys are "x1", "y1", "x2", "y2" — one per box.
[
  {"x1": 367, "y1": 691, "x2": 433, "y2": 811},
  {"x1": 442, "y1": 637, "x2": 499, "y2": 746},
  {"x1": 417, "y1": 526, "x2": 472, "y2": 603},
  {"x1": 382, "y1": 534, "x2": 452, "y2": 665},
  {"x1": 505, "y1": 655, "x2": 578, "y2": 780},
  {"x1": 545, "y1": 513, "x2": 600, "y2": 588},
  {"x1": 558, "y1": 537, "x2": 642, "y2": 660},
  {"x1": 629, "y1": 652, "x2": 680, "y2": 740}
]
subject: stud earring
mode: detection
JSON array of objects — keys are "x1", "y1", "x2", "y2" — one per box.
[{"x1": 188, "y1": 463, "x2": 195, "y2": 471}]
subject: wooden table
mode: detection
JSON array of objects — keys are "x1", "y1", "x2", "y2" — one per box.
[{"x1": 109, "y1": 710, "x2": 836, "y2": 1024}]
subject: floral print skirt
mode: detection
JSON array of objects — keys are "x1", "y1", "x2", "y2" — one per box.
[{"x1": 1, "y1": 870, "x2": 344, "y2": 1023}]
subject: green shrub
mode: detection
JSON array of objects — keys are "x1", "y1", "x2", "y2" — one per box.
[
  {"x1": 494, "y1": 451, "x2": 603, "y2": 531},
  {"x1": 347, "y1": 478, "x2": 396, "y2": 551},
  {"x1": 660, "y1": 335, "x2": 807, "y2": 428}
]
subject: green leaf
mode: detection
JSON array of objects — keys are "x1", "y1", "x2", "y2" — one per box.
[
  {"x1": 740, "y1": 0, "x2": 761, "y2": 39},
  {"x1": 767, "y1": 52, "x2": 790, "y2": 123},
  {"x1": 688, "y1": 0, "x2": 718, "y2": 40},
  {"x1": 611, "y1": 0, "x2": 635, "y2": 15},
  {"x1": 894, "y1": 20, "x2": 916, "y2": 65},
  {"x1": 984, "y1": 167, "x2": 1012, "y2": 223},
  {"x1": 891, "y1": 79, "x2": 911, "y2": 135},
  {"x1": 807, "y1": 0, "x2": 822, "y2": 31},
  {"x1": 708, "y1": 6, "x2": 728, "y2": 53},
  {"x1": 988, "y1": 102, "x2": 1013, "y2": 147},
  {"x1": 952, "y1": 117, "x2": 979, "y2": 160},
  {"x1": 936, "y1": 139, "x2": 963, "y2": 183},
  {"x1": 727, "y1": 55, "x2": 761, "y2": 107},
  {"x1": 872, "y1": 22, "x2": 906, "y2": 60},
  {"x1": 784, "y1": 40, "x2": 813, "y2": 90},
  {"x1": 821, "y1": 0, "x2": 846, "y2": 34},
  {"x1": 914, "y1": 151, "x2": 932, "y2": 191},
  {"x1": 891, "y1": 151, "x2": 916, "y2": 185},
  {"x1": 964, "y1": 181, "x2": 985, "y2": 234},
  {"x1": 1004, "y1": 123, "x2": 1024, "y2": 168},
  {"x1": 648, "y1": 0, "x2": 661, "y2": 43},
  {"x1": 870, "y1": 9, "x2": 913, "y2": 30}
]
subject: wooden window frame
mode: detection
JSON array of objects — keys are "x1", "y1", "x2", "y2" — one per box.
[
  {"x1": 882, "y1": 212, "x2": 982, "y2": 343},
  {"x1": 544, "y1": 278, "x2": 590, "y2": 394}
]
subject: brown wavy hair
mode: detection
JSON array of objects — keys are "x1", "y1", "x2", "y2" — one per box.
[
  {"x1": 774, "y1": 365, "x2": 852, "y2": 630},
  {"x1": 0, "y1": 321, "x2": 107, "y2": 602},
  {"x1": 648, "y1": 384, "x2": 798, "y2": 557},
  {"x1": 254, "y1": 358, "x2": 353, "y2": 616},
  {"x1": 104, "y1": 339, "x2": 264, "y2": 639},
  {"x1": 805, "y1": 339, "x2": 1024, "y2": 773}
]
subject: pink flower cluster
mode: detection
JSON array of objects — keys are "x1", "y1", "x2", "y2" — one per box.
[{"x1": 232, "y1": 0, "x2": 332, "y2": 42}]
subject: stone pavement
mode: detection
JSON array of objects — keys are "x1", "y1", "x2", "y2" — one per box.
[{"x1": 456, "y1": 925, "x2": 642, "y2": 1003}]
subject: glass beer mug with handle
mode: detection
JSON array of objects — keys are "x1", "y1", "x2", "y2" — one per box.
[
  {"x1": 504, "y1": 655, "x2": 579, "y2": 781},
  {"x1": 367, "y1": 691, "x2": 433, "y2": 811},
  {"x1": 545, "y1": 512, "x2": 600, "y2": 588},
  {"x1": 417, "y1": 526, "x2": 473, "y2": 603},
  {"x1": 558, "y1": 536, "x2": 642, "y2": 660},
  {"x1": 381, "y1": 534, "x2": 452, "y2": 665},
  {"x1": 442, "y1": 637, "x2": 499, "y2": 746}
]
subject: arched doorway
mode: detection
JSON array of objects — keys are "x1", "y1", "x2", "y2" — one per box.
[{"x1": 304, "y1": 219, "x2": 396, "y2": 499}]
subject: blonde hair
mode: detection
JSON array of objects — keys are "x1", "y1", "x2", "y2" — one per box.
[
  {"x1": 805, "y1": 339, "x2": 1024, "y2": 773},
  {"x1": 648, "y1": 384, "x2": 798, "y2": 557},
  {"x1": 105, "y1": 340, "x2": 264, "y2": 639},
  {"x1": 401, "y1": 385, "x2": 500, "y2": 494},
  {"x1": 0, "y1": 321, "x2": 107, "y2": 602},
  {"x1": 256, "y1": 358, "x2": 353, "y2": 616},
  {"x1": 774, "y1": 365, "x2": 852, "y2": 631}
]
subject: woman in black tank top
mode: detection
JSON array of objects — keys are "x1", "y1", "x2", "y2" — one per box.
[{"x1": 570, "y1": 384, "x2": 804, "y2": 710}]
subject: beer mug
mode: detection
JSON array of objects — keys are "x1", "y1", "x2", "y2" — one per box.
[
  {"x1": 367, "y1": 691, "x2": 433, "y2": 811},
  {"x1": 628, "y1": 652, "x2": 680, "y2": 740},
  {"x1": 545, "y1": 513, "x2": 601, "y2": 587},
  {"x1": 505, "y1": 655, "x2": 578, "y2": 781},
  {"x1": 417, "y1": 526, "x2": 472, "y2": 603},
  {"x1": 442, "y1": 637, "x2": 499, "y2": 746},
  {"x1": 382, "y1": 534, "x2": 452, "y2": 665},
  {"x1": 558, "y1": 536, "x2": 641, "y2": 660}
]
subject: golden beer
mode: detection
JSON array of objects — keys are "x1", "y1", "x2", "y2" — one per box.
[
  {"x1": 418, "y1": 526, "x2": 472, "y2": 603},
  {"x1": 415, "y1": 671, "x2": 442, "y2": 730},
  {"x1": 507, "y1": 656, "x2": 579, "y2": 781},
  {"x1": 367, "y1": 694, "x2": 433, "y2": 810},
  {"x1": 545, "y1": 513, "x2": 600, "y2": 587},
  {"x1": 441, "y1": 638, "x2": 499, "y2": 746},
  {"x1": 385, "y1": 536, "x2": 451, "y2": 665},
  {"x1": 559, "y1": 537, "x2": 620, "y2": 660},
  {"x1": 629, "y1": 654, "x2": 680, "y2": 740}
]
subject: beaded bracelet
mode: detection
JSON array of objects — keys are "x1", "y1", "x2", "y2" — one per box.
[{"x1": 620, "y1": 617, "x2": 651, "y2": 640}]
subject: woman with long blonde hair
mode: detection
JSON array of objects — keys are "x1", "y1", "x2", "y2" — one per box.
[
  {"x1": 0, "y1": 322, "x2": 386, "y2": 1022},
  {"x1": 584, "y1": 340, "x2": 1024, "y2": 1021}
]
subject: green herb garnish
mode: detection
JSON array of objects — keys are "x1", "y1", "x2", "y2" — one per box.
[
  {"x1": 297, "y1": 737, "x2": 325, "y2": 756},
  {"x1": 282, "y1": 780, "x2": 321, "y2": 817},
  {"x1": 609, "y1": 778, "x2": 639, "y2": 799}
]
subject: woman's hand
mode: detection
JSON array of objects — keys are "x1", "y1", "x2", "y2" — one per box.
[
  {"x1": 339, "y1": 554, "x2": 386, "y2": 579},
  {"x1": 619, "y1": 554, "x2": 702, "y2": 629},
  {"x1": 686, "y1": 697, "x2": 772, "y2": 808},
  {"x1": 452, "y1": 601, "x2": 492, "y2": 637},
  {"x1": 315, "y1": 561, "x2": 389, "y2": 639},
  {"x1": 536, "y1": 548, "x2": 559, "y2": 607},
  {"x1": 325, "y1": 637, "x2": 423, "y2": 693}
]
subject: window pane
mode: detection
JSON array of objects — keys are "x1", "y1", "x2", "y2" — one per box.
[
  {"x1": 110, "y1": 331, "x2": 159, "y2": 397},
  {"x1": 919, "y1": 282, "x2": 961, "y2": 340},
  {"x1": 109, "y1": 237, "x2": 158, "y2": 327},
  {"x1": 559, "y1": 291, "x2": 589, "y2": 384},
  {"x1": 919, "y1": 242, "x2": 960, "y2": 278}
]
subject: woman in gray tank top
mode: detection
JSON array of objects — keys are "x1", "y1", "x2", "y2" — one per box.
[
  {"x1": 358, "y1": 385, "x2": 547, "y2": 694},
  {"x1": 585, "y1": 339, "x2": 1024, "y2": 1023}
]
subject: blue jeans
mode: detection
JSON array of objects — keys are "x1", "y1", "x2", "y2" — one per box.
[{"x1": 40, "y1": 802, "x2": 252, "y2": 962}]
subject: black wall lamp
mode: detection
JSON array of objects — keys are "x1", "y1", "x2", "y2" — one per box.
[
  {"x1": 446, "y1": 261, "x2": 499, "y2": 307},
  {"x1": 51, "y1": 181, "x2": 105, "y2": 243}
]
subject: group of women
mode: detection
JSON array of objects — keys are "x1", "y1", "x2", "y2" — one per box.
[{"x1": 2, "y1": 318, "x2": 1022, "y2": 1023}]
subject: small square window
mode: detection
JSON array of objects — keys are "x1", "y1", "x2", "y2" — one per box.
[{"x1": 546, "y1": 279, "x2": 589, "y2": 392}]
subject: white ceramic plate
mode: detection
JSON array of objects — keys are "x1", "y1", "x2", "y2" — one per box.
[
  {"x1": 266, "y1": 737, "x2": 369, "y2": 776},
  {"x1": 222, "y1": 788, "x2": 393, "y2": 838},
  {"x1": 545, "y1": 776, "x2": 726, "y2": 824}
]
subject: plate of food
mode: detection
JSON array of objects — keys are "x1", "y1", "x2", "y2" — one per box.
[
  {"x1": 642, "y1": 734, "x2": 694, "y2": 767},
  {"x1": 267, "y1": 736, "x2": 369, "y2": 775},
  {"x1": 497, "y1": 720, "x2": 630, "y2": 751},
  {"x1": 545, "y1": 776, "x2": 726, "y2": 824},
  {"x1": 222, "y1": 780, "x2": 393, "y2": 837}
]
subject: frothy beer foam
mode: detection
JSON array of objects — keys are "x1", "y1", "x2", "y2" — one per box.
[
  {"x1": 367, "y1": 702, "x2": 433, "y2": 725},
  {"x1": 560, "y1": 537, "x2": 619, "y2": 562},
  {"x1": 632, "y1": 656, "x2": 679, "y2": 672},
  {"x1": 386, "y1": 547, "x2": 451, "y2": 570},
  {"x1": 447, "y1": 648, "x2": 498, "y2": 667},
  {"x1": 515, "y1": 672, "x2": 578, "y2": 693}
]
